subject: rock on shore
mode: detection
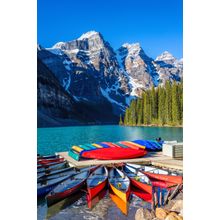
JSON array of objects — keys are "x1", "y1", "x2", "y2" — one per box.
[{"x1": 135, "y1": 192, "x2": 183, "y2": 220}]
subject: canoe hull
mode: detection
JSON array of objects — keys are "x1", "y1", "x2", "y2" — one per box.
[
  {"x1": 109, "y1": 188, "x2": 128, "y2": 215},
  {"x1": 130, "y1": 178, "x2": 152, "y2": 195},
  {"x1": 38, "y1": 158, "x2": 64, "y2": 165},
  {"x1": 37, "y1": 175, "x2": 70, "y2": 197},
  {"x1": 143, "y1": 172, "x2": 183, "y2": 184},
  {"x1": 68, "y1": 150, "x2": 80, "y2": 161},
  {"x1": 87, "y1": 186, "x2": 108, "y2": 209},
  {"x1": 87, "y1": 179, "x2": 108, "y2": 200},
  {"x1": 46, "y1": 181, "x2": 85, "y2": 206},
  {"x1": 131, "y1": 186, "x2": 152, "y2": 202},
  {"x1": 109, "y1": 183, "x2": 130, "y2": 203},
  {"x1": 82, "y1": 148, "x2": 146, "y2": 160}
]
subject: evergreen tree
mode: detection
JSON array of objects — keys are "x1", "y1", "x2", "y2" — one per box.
[
  {"x1": 119, "y1": 115, "x2": 123, "y2": 125},
  {"x1": 124, "y1": 108, "x2": 129, "y2": 125},
  {"x1": 142, "y1": 93, "x2": 147, "y2": 125},
  {"x1": 171, "y1": 81, "x2": 178, "y2": 125},
  {"x1": 179, "y1": 80, "x2": 183, "y2": 125},
  {"x1": 158, "y1": 86, "x2": 166, "y2": 125},
  {"x1": 136, "y1": 97, "x2": 143, "y2": 125},
  {"x1": 122, "y1": 80, "x2": 183, "y2": 126},
  {"x1": 165, "y1": 81, "x2": 172, "y2": 124},
  {"x1": 151, "y1": 86, "x2": 157, "y2": 121},
  {"x1": 146, "y1": 90, "x2": 152, "y2": 124}
]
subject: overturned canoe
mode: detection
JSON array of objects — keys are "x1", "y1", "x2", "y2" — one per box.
[
  {"x1": 87, "y1": 166, "x2": 108, "y2": 204},
  {"x1": 127, "y1": 163, "x2": 183, "y2": 184},
  {"x1": 91, "y1": 143, "x2": 103, "y2": 148},
  {"x1": 46, "y1": 170, "x2": 89, "y2": 206},
  {"x1": 68, "y1": 149, "x2": 80, "y2": 161},
  {"x1": 108, "y1": 168, "x2": 130, "y2": 203},
  {"x1": 81, "y1": 148, "x2": 147, "y2": 160},
  {"x1": 101, "y1": 142, "x2": 121, "y2": 148},
  {"x1": 132, "y1": 140, "x2": 159, "y2": 151},
  {"x1": 119, "y1": 141, "x2": 143, "y2": 150}
]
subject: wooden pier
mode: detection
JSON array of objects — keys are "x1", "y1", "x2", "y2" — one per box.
[{"x1": 57, "y1": 151, "x2": 183, "y2": 171}]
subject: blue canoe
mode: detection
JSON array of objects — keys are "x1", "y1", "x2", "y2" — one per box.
[
  {"x1": 96, "y1": 143, "x2": 110, "y2": 148},
  {"x1": 37, "y1": 174, "x2": 74, "y2": 197},
  {"x1": 132, "y1": 140, "x2": 161, "y2": 151},
  {"x1": 37, "y1": 154, "x2": 59, "y2": 160},
  {"x1": 38, "y1": 167, "x2": 77, "y2": 182},
  {"x1": 37, "y1": 161, "x2": 68, "y2": 174}
]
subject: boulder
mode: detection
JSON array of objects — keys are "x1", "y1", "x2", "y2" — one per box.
[
  {"x1": 135, "y1": 208, "x2": 146, "y2": 220},
  {"x1": 135, "y1": 208, "x2": 156, "y2": 220},
  {"x1": 155, "y1": 208, "x2": 169, "y2": 220},
  {"x1": 165, "y1": 212, "x2": 183, "y2": 220},
  {"x1": 170, "y1": 200, "x2": 183, "y2": 213}
]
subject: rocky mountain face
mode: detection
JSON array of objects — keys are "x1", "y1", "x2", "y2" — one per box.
[
  {"x1": 37, "y1": 31, "x2": 183, "y2": 127},
  {"x1": 37, "y1": 57, "x2": 119, "y2": 127}
]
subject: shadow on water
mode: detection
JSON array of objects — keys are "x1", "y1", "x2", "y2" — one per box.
[
  {"x1": 38, "y1": 190, "x2": 155, "y2": 220},
  {"x1": 46, "y1": 190, "x2": 86, "y2": 219}
]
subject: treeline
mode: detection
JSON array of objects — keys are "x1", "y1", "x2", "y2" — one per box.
[{"x1": 119, "y1": 81, "x2": 183, "y2": 126}]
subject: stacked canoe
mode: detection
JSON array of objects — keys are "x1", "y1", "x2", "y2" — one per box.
[
  {"x1": 37, "y1": 154, "x2": 183, "y2": 215},
  {"x1": 68, "y1": 139, "x2": 164, "y2": 161}
]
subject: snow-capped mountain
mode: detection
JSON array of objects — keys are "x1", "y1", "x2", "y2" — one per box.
[
  {"x1": 38, "y1": 31, "x2": 183, "y2": 127},
  {"x1": 154, "y1": 51, "x2": 183, "y2": 85}
]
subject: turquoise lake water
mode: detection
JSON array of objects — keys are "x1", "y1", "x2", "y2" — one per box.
[{"x1": 37, "y1": 125, "x2": 183, "y2": 155}]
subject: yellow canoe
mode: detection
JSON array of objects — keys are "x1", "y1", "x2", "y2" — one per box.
[
  {"x1": 109, "y1": 190, "x2": 128, "y2": 215},
  {"x1": 108, "y1": 168, "x2": 130, "y2": 204},
  {"x1": 91, "y1": 143, "x2": 103, "y2": 148},
  {"x1": 71, "y1": 145, "x2": 83, "y2": 153},
  {"x1": 124, "y1": 141, "x2": 146, "y2": 150}
]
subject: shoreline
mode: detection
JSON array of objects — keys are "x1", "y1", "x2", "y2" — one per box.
[
  {"x1": 121, "y1": 124, "x2": 183, "y2": 128},
  {"x1": 38, "y1": 124, "x2": 183, "y2": 129}
]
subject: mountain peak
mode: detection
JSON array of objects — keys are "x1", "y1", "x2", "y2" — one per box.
[
  {"x1": 52, "y1": 42, "x2": 65, "y2": 49},
  {"x1": 155, "y1": 51, "x2": 176, "y2": 61},
  {"x1": 122, "y1": 42, "x2": 141, "y2": 49},
  {"x1": 78, "y1": 31, "x2": 101, "y2": 40},
  {"x1": 37, "y1": 44, "x2": 43, "y2": 51}
]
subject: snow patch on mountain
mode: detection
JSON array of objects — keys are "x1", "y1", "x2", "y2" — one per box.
[
  {"x1": 100, "y1": 88, "x2": 125, "y2": 110},
  {"x1": 47, "y1": 48, "x2": 64, "y2": 56},
  {"x1": 78, "y1": 31, "x2": 100, "y2": 40},
  {"x1": 155, "y1": 51, "x2": 176, "y2": 61}
]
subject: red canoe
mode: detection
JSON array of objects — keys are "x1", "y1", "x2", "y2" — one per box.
[
  {"x1": 81, "y1": 148, "x2": 147, "y2": 160},
  {"x1": 46, "y1": 170, "x2": 89, "y2": 206},
  {"x1": 123, "y1": 165, "x2": 153, "y2": 195},
  {"x1": 87, "y1": 166, "x2": 108, "y2": 200},
  {"x1": 102, "y1": 142, "x2": 121, "y2": 148},
  {"x1": 38, "y1": 158, "x2": 64, "y2": 165},
  {"x1": 87, "y1": 186, "x2": 108, "y2": 209},
  {"x1": 143, "y1": 172, "x2": 183, "y2": 185},
  {"x1": 131, "y1": 186, "x2": 152, "y2": 202},
  {"x1": 127, "y1": 163, "x2": 183, "y2": 185}
]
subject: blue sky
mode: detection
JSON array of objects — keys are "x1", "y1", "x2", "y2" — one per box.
[{"x1": 38, "y1": 0, "x2": 182, "y2": 59}]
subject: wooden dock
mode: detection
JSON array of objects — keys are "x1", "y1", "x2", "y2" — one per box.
[{"x1": 57, "y1": 151, "x2": 183, "y2": 171}]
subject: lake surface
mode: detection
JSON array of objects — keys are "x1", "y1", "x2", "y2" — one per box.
[{"x1": 37, "y1": 125, "x2": 183, "y2": 155}]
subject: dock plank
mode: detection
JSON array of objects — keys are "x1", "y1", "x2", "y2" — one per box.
[{"x1": 57, "y1": 151, "x2": 183, "y2": 170}]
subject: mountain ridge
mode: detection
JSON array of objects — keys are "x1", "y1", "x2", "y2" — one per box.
[{"x1": 37, "y1": 31, "x2": 183, "y2": 127}]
